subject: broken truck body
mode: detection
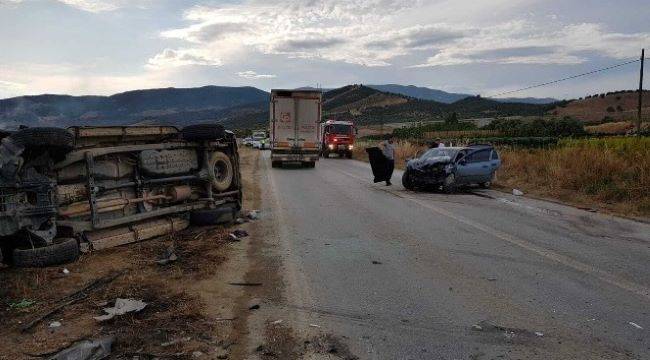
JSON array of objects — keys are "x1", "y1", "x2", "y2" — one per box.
[
  {"x1": 0, "y1": 125, "x2": 242, "y2": 267},
  {"x1": 270, "y1": 89, "x2": 322, "y2": 168}
]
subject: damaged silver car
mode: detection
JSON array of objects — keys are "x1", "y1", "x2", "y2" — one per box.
[
  {"x1": 402, "y1": 145, "x2": 501, "y2": 193},
  {"x1": 0, "y1": 124, "x2": 242, "y2": 267}
]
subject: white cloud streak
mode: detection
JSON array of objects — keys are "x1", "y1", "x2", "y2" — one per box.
[
  {"x1": 237, "y1": 71, "x2": 276, "y2": 79},
  {"x1": 150, "y1": 0, "x2": 650, "y2": 70}
]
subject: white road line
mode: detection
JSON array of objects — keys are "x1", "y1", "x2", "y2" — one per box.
[{"x1": 335, "y1": 168, "x2": 650, "y2": 301}]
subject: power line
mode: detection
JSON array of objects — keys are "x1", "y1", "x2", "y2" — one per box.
[{"x1": 489, "y1": 58, "x2": 641, "y2": 98}]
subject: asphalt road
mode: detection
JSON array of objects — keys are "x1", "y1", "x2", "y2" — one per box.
[{"x1": 258, "y1": 151, "x2": 650, "y2": 359}]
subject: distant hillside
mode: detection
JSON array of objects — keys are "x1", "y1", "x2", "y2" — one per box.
[
  {"x1": 367, "y1": 84, "x2": 557, "y2": 104},
  {"x1": 324, "y1": 85, "x2": 552, "y2": 125},
  {"x1": 367, "y1": 84, "x2": 470, "y2": 103},
  {"x1": 0, "y1": 86, "x2": 269, "y2": 129},
  {"x1": 550, "y1": 90, "x2": 650, "y2": 124}
]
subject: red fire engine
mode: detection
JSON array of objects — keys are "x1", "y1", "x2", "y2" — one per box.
[{"x1": 319, "y1": 120, "x2": 356, "y2": 158}]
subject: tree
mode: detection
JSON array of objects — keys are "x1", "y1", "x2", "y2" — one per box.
[{"x1": 445, "y1": 112, "x2": 458, "y2": 125}]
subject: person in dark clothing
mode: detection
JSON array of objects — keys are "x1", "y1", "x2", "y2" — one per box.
[{"x1": 381, "y1": 136, "x2": 396, "y2": 186}]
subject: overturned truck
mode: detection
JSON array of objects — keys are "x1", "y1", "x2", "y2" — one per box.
[{"x1": 0, "y1": 124, "x2": 242, "y2": 267}]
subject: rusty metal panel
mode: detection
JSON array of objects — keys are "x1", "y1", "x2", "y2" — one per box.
[
  {"x1": 139, "y1": 149, "x2": 198, "y2": 176},
  {"x1": 85, "y1": 217, "x2": 189, "y2": 250}
]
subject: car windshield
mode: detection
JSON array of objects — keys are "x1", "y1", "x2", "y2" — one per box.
[
  {"x1": 420, "y1": 148, "x2": 459, "y2": 159},
  {"x1": 327, "y1": 124, "x2": 352, "y2": 135}
]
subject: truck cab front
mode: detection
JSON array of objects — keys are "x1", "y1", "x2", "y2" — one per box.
[{"x1": 321, "y1": 121, "x2": 355, "y2": 158}]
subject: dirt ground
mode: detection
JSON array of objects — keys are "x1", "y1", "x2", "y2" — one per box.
[{"x1": 0, "y1": 147, "x2": 357, "y2": 360}]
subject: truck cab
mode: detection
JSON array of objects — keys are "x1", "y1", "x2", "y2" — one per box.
[{"x1": 320, "y1": 120, "x2": 356, "y2": 158}]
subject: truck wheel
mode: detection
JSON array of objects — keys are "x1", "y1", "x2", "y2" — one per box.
[
  {"x1": 9, "y1": 127, "x2": 74, "y2": 151},
  {"x1": 182, "y1": 124, "x2": 225, "y2": 141},
  {"x1": 190, "y1": 204, "x2": 237, "y2": 226},
  {"x1": 208, "y1": 151, "x2": 234, "y2": 191},
  {"x1": 303, "y1": 161, "x2": 315, "y2": 168},
  {"x1": 346, "y1": 151, "x2": 353, "y2": 159},
  {"x1": 271, "y1": 161, "x2": 282, "y2": 168},
  {"x1": 12, "y1": 238, "x2": 79, "y2": 268}
]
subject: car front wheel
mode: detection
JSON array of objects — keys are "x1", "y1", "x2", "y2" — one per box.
[
  {"x1": 442, "y1": 173, "x2": 456, "y2": 194},
  {"x1": 402, "y1": 170, "x2": 414, "y2": 190}
]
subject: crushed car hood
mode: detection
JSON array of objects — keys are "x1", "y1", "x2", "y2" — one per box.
[{"x1": 407, "y1": 156, "x2": 452, "y2": 170}]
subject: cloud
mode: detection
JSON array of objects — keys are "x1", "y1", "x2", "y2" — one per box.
[
  {"x1": 237, "y1": 71, "x2": 276, "y2": 79},
  {"x1": 147, "y1": 48, "x2": 222, "y2": 68},
  {"x1": 56, "y1": 0, "x2": 149, "y2": 13},
  {"x1": 412, "y1": 21, "x2": 649, "y2": 67},
  {"x1": 152, "y1": 1, "x2": 650, "y2": 71}
]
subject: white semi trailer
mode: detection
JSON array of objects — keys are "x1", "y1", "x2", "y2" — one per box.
[{"x1": 270, "y1": 89, "x2": 322, "y2": 168}]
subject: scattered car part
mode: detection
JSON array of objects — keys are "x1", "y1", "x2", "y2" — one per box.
[
  {"x1": 46, "y1": 336, "x2": 114, "y2": 360},
  {"x1": 13, "y1": 238, "x2": 79, "y2": 268},
  {"x1": 94, "y1": 298, "x2": 147, "y2": 322}
]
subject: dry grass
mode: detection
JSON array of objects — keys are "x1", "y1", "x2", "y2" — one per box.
[
  {"x1": 498, "y1": 137, "x2": 650, "y2": 217},
  {"x1": 585, "y1": 121, "x2": 650, "y2": 134},
  {"x1": 353, "y1": 137, "x2": 650, "y2": 217}
]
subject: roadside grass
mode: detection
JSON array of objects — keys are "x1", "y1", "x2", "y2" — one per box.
[{"x1": 353, "y1": 137, "x2": 650, "y2": 217}]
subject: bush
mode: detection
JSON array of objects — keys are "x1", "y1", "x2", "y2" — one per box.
[{"x1": 483, "y1": 117, "x2": 585, "y2": 137}]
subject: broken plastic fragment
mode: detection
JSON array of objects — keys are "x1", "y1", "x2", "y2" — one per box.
[
  {"x1": 629, "y1": 322, "x2": 643, "y2": 329},
  {"x1": 47, "y1": 336, "x2": 114, "y2": 360},
  {"x1": 512, "y1": 189, "x2": 524, "y2": 196},
  {"x1": 94, "y1": 298, "x2": 147, "y2": 322}
]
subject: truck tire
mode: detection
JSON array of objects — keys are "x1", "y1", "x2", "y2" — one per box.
[
  {"x1": 208, "y1": 151, "x2": 234, "y2": 191},
  {"x1": 302, "y1": 161, "x2": 315, "y2": 168},
  {"x1": 9, "y1": 127, "x2": 74, "y2": 151},
  {"x1": 190, "y1": 204, "x2": 237, "y2": 226},
  {"x1": 181, "y1": 124, "x2": 225, "y2": 141},
  {"x1": 12, "y1": 238, "x2": 79, "y2": 268},
  {"x1": 271, "y1": 161, "x2": 282, "y2": 168}
]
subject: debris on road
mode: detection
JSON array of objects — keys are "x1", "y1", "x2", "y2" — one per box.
[
  {"x1": 94, "y1": 298, "x2": 147, "y2": 322},
  {"x1": 235, "y1": 217, "x2": 247, "y2": 224},
  {"x1": 309, "y1": 324, "x2": 321, "y2": 328},
  {"x1": 471, "y1": 324, "x2": 483, "y2": 331},
  {"x1": 629, "y1": 322, "x2": 643, "y2": 329},
  {"x1": 228, "y1": 229, "x2": 249, "y2": 241},
  {"x1": 62, "y1": 268, "x2": 70, "y2": 275},
  {"x1": 156, "y1": 247, "x2": 178, "y2": 265},
  {"x1": 248, "y1": 298, "x2": 261, "y2": 310},
  {"x1": 512, "y1": 189, "x2": 524, "y2": 196},
  {"x1": 228, "y1": 281, "x2": 262, "y2": 286},
  {"x1": 271, "y1": 319, "x2": 283, "y2": 325},
  {"x1": 47, "y1": 336, "x2": 114, "y2": 360},
  {"x1": 535, "y1": 331, "x2": 544, "y2": 337},
  {"x1": 372, "y1": 260, "x2": 382, "y2": 265},
  {"x1": 247, "y1": 210, "x2": 260, "y2": 220},
  {"x1": 161, "y1": 336, "x2": 191, "y2": 347},
  {"x1": 49, "y1": 321, "x2": 62, "y2": 328}
]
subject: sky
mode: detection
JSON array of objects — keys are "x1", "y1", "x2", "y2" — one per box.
[{"x1": 0, "y1": 0, "x2": 648, "y2": 100}]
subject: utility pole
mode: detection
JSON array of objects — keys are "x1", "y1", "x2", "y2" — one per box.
[{"x1": 637, "y1": 48, "x2": 645, "y2": 134}]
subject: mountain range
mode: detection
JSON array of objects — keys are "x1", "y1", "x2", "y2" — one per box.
[{"x1": 0, "y1": 84, "x2": 559, "y2": 130}]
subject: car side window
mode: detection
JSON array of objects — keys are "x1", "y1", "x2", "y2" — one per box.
[
  {"x1": 468, "y1": 150, "x2": 491, "y2": 163},
  {"x1": 491, "y1": 150, "x2": 500, "y2": 160}
]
